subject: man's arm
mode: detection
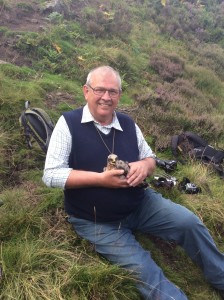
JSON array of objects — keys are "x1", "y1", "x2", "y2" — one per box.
[
  {"x1": 65, "y1": 169, "x2": 129, "y2": 189},
  {"x1": 66, "y1": 156, "x2": 156, "y2": 189},
  {"x1": 42, "y1": 116, "x2": 73, "y2": 188}
]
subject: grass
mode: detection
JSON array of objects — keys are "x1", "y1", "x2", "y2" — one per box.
[
  {"x1": 1, "y1": 238, "x2": 139, "y2": 299},
  {"x1": 0, "y1": 186, "x2": 140, "y2": 300}
]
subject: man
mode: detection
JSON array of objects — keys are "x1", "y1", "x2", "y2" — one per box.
[{"x1": 43, "y1": 65, "x2": 224, "y2": 299}]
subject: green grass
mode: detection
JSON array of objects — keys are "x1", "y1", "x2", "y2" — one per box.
[{"x1": 0, "y1": 186, "x2": 140, "y2": 300}]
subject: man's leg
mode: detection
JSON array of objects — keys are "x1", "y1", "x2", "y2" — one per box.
[
  {"x1": 127, "y1": 188, "x2": 224, "y2": 291},
  {"x1": 68, "y1": 215, "x2": 188, "y2": 300}
]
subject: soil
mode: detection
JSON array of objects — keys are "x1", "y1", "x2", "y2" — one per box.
[
  {"x1": 0, "y1": 0, "x2": 57, "y2": 66},
  {"x1": 0, "y1": 0, "x2": 52, "y2": 66},
  {"x1": 0, "y1": 0, "x2": 86, "y2": 66},
  {"x1": 0, "y1": 0, "x2": 81, "y2": 108}
]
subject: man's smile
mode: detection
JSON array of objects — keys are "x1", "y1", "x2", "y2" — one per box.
[{"x1": 98, "y1": 101, "x2": 113, "y2": 107}]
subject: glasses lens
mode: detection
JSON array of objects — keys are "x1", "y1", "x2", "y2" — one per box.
[
  {"x1": 109, "y1": 90, "x2": 119, "y2": 97},
  {"x1": 93, "y1": 88, "x2": 106, "y2": 96},
  {"x1": 93, "y1": 88, "x2": 119, "y2": 97}
]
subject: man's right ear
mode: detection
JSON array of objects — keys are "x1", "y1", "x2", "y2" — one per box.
[{"x1": 83, "y1": 85, "x2": 89, "y2": 98}]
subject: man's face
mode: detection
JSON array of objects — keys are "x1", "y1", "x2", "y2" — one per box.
[{"x1": 83, "y1": 70, "x2": 121, "y2": 125}]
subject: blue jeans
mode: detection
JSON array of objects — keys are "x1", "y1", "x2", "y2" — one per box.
[{"x1": 68, "y1": 188, "x2": 224, "y2": 300}]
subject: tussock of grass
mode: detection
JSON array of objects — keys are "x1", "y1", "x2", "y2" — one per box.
[
  {"x1": 0, "y1": 186, "x2": 140, "y2": 299},
  {"x1": 0, "y1": 237, "x2": 139, "y2": 300}
]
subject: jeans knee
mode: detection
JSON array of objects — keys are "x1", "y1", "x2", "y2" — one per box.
[{"x1": 177, "y1": 211, "x2": 202, "y2": 232}]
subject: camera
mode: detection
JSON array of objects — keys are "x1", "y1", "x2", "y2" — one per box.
[
  {"x1": 178, "y1": 177, "x2": 201, "y2": 194},
  {"x1": 155, "y1": 158, "x2": 177, "y2": 172},
  {"x1": 184, "y1": 183, "x2": 201, "y2": 194}
]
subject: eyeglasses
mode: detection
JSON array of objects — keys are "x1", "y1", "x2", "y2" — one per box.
[{"x1": 87, "y1": 84, "x2": 121, "y2": 98}]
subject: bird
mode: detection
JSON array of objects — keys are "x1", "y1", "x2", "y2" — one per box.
[
  {"x1": 104, "y1": 154, "x2": 129, "y2": 177},
  {"x1": 104, "y1": 154, "x2": 148, "y2": 188},
  {"x1": 104, "y1": 154, "x2": 119, "y2": 171}
]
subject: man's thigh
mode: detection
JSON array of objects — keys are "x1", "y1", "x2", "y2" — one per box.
[
  {"x1": 68, "y1": 216, "x2": 142, "y2": 263},
  {"x1": 68, "y1": 215, "x2": 189, "y2": 300},
  {"x1": 125, "y1": 188, "x2": 197, "y2": 240}
]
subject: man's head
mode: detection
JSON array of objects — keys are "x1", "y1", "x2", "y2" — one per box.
[{"x1": 83, "y1": 66, "x2": 122, "y2": 125}]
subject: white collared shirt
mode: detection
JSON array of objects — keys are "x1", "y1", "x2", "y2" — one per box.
[{"x1": 42, "y1": 104, "x2": 155, "y2": 188}]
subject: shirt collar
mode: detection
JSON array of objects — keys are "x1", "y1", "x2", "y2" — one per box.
[{"x1": 81, "y1": 104, "x2": 123, "y2": 131}]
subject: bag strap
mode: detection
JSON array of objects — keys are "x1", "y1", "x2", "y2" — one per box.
[
  {"x1": 19, "y1": 111, "x2": 33, "y2": 149},
  {"x1": 19, "y1": 101, "x2": 54, "y2": 153},
  {"x1": 32, "y1": 107, "x2": 54, "y2": 131}
]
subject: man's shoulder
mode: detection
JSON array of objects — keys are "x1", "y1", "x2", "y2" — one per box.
[
  {"x1": 116, "y1": 111, "x2": 134, "y2": 122},
  {"x1": 116, "y1": 111, "x2": 136, "y2": 134},
  {"x1": 63, "y1": 107, "x2": 84, "y2": 130}
]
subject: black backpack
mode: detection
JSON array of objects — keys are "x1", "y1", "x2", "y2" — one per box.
[
  {"x1": 19, "y1": 101, "x2": 54, "y2": 153},
  {"x1": 171, "y1": 131, "x2": 224, "y2": 178}
]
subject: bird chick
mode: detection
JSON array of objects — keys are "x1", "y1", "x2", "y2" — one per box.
[
  {"x1": 114, "y1": 159, "x2": 130, "y2": 178},
  {"x1": 103, "y1": 154, "x2": 119, "y2": 171},
  {"x1": 104, "y1": 154, "x2": 148, "y2": 188}
]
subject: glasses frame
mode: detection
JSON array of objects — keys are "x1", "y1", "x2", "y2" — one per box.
[{"x1": 87, "y1": 84, "x2": 121, "y2": 98}]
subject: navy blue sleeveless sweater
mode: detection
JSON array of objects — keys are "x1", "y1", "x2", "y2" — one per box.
[{"x1": 63, "y1": 107, "x2": 145, "y2": 222}]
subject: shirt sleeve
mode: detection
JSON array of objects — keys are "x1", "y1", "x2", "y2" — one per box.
[
  {"x1": 42, "y1": 116, "x2": 73, "y2": 188},
  {"x1": 135, "y1": 124, "x2": 156, "y2": 160}
]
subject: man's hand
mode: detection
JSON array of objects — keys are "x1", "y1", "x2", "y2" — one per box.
[
  {"x1": 100, "y1": 169, "x2": 129, "y2": 188},
  {"x1": 127, "y1": 158, "x2": 156, "y2": 187}
]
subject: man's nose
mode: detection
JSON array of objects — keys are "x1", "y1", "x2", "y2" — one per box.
[{"x1": 102, "y1": 90, "x2": 111, "y2": 99}]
